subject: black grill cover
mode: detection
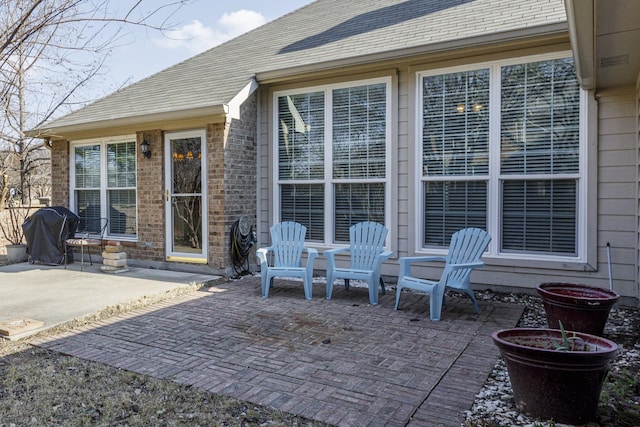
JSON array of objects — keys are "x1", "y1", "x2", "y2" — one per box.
[{"x1": 22, "y1": 206, "x2": 80, "y2": 265}]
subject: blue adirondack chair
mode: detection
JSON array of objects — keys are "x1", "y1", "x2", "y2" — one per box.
[
  {"x1": 395, "y1": 227, "x2": 491, "y2": 320},
  {"x1": 325, "y1": 221, "x2": 393, "y2": 305},
  {"x1": 256, "y1": 221, "x2": 318, "y2": 300}
]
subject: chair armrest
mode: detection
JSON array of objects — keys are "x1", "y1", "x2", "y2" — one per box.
[
  {"x1": 379, "y1": 250, "x2": 393, "y2": 262},
  {"x1": 303, "y1": 247, "x2": 318, "y2": 270},
  {"x1": 303, "y1": 247, "x2": 318, "y2": 262},
  {"x1": 324, "y1": 247, "x2": 350, "y2": 271},
  {"x1": 448, "y1": 261, "x2": 484, "y2": 270},
  {"x1": 398, "y1": 255, "x2": 446, "y2": 278},
  {"x1": 256, "y1": 246, "x2": 274, "y2": 266},
  {"x1": 324, "y1": 247, "x2": 350, "y2": 258}
]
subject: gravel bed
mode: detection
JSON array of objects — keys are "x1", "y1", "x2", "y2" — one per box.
[{"x1": 463, "y1": 290, "x2": 640, "y2": 427}]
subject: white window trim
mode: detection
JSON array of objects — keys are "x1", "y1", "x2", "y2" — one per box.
[
  {"x1": 272, "y1": 76, "x2": 393, "y2": 247},
  {"x1": 414, "y1": 52, "x2": 590, "y2": 265},
  {"x1": 69, "y1": 135, "x2": 138, "y2": 241}
]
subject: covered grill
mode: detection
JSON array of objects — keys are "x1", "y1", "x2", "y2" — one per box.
[{"x1": 22, "y1": 206, "x2": 79, "y2": 265}]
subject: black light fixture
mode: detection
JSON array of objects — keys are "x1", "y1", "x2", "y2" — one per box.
[{"x1": 140, "y1": 135, "x2": 151, "y2": 159}]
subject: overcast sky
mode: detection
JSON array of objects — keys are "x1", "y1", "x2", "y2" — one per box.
[{"x1": 101, "y1": 0, "x2": 313, "y2": 93}]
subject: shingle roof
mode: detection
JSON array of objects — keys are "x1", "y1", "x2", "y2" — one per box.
[{"x1": 42, "y1": 0, "x2": 566, "y2": 133}]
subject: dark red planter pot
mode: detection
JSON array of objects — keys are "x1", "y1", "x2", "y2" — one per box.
[
  {"x1": 492, "y1": 328, "x2": 618, "y2": 425},
  {"x1": 536, "y1": 282, "x2": 619, "y2": 336}
]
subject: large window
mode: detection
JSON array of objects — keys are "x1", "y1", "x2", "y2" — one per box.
[
  {"x1": 276, "y1": 78, "x2": 390, "y2": 244},
  {"x1": 71, "y1": 137, "x2": 137, "y2": 238},
  {"x1": 418, "y1": 55, "x2": 582, "y2": 258}
]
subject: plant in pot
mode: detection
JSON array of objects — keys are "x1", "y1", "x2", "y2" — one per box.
[
  {"x1": 0, "y1": 199, "x2": 32, "y2": 263},
  {"x1": 492, "y1": 322, "x2": 619, "y2": 425},
  {"x1": 536, "y1": 282, "x2": 620, "y2": 336}
]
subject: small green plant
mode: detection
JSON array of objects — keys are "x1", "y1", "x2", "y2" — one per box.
[{"x1": 552, "y1": 321, "x2": 589, "y2": 351}]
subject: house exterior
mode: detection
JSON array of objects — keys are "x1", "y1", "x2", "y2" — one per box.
[{"x1": 34, "y1": 0, "x2": 640, "y2": 305}]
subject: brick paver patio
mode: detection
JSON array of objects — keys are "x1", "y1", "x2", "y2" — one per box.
[{"x1": 35, "y1": 276, "x2": 523, "y2": 426}]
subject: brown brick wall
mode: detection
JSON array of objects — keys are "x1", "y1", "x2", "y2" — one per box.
[
  {"x1": 207, "y1": 122, "x2": 227, "y2": 268},
  {"x1": 204, "y1": 94, "x2": 258, "y2": 271},
  {"x1": 126, "y1": 130, "x2": 165, "y2": 261},
  {"x1": 224, "y1": 95, "x2": 257, "y2": 265},
  {"x1": 223, "y1": 95, "x2": 258, "y2": 270},
  {"x1": 50, "y1": 140, "x2": 69, "y2": 208},
  {"x1": 50, "y1": 95, "x2": 257, "y2": 276}
]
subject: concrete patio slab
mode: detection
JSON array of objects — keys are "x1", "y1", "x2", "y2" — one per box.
[{"x1": 0, "y1": 261, "x2": 220, "y2": 340}]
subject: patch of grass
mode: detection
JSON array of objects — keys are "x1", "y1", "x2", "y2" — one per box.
[
  {"x1": 600, "y1": 366, "x2": 640, "y2": 426},
  {"x1": 0, "y1": 346, "x2": 325, "y2": 426}
]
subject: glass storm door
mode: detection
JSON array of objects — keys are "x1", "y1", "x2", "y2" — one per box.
[{"x1": 164, "y1": 130, "x2": 207, "y2": 263}]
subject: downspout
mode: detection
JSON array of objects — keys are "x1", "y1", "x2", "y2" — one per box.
[{"x1": 564, "y1": 0, "x2": 596, "y2": 90}]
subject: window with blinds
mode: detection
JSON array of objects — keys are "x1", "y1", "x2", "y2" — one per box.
[
  {"x1": 71, "y1": 139, "x2": 137, "y2": 239},
  {"x1": 422, "y1": 69, "x2": 490, "y2": 245},
  {"x1": 74, "y1": 144, "x2": 102, "y2": 225},
  {"x1": 107, "y1": 141, "x2": 137, "y2": 236},
  {"x1": 418, "y1": 56, "x2": 582, "y2": 257},
  {"x1": 500, "y1": 58, "x2": 579, "y2": 255},
  {"x1": 276, "y1": 79, "x2": 389, "y2": 244}
]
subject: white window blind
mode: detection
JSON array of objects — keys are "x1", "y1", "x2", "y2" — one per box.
[
  {"x1": 333, "y1": 83, "x2": 386, "y2": 242},
  {"x1": 74, "y1": 144, "x2": 102, "y2": 229},
  {"x1": 278, "y1": 92, "x2": 325, "y2": 181},
  {"x1": 276, "y1": 79, "x2": 389, "y2": 244},
  {"x1": 422, "y1": 69, "x2": 490, "y2": 244},
  {"x1": 107, "y1": 141, "x2": 137, "y2": 236},
  {"x1": 419, "y1": 56, "x2": 581, "y2": 257},
  {"x1": 278, "y1": 91, "x2": 325, "y2": 240},
  {"x1": 501, "y1": 59, "x2": 580, "y2": 175},
  {"x1": 500, "y1": 58, "x2": 580, "y2": 254},
  {"x1": 280, "y1": 184, "x2": 325, "y2": 241}
]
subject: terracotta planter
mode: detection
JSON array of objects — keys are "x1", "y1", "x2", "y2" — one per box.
[
  {"x1": 536, "y1": 282, "x2": 619, "y2": 336},
  {"x1": 6, "y1": 244, "x2": 28, "y2": 263},
  {"x1": 492, "y1": 328, "x2": 618, "y2": 425}
]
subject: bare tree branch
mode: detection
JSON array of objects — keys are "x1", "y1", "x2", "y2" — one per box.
[{"x1": 0, "y1": 0, "x2": 188, "y2": 204}]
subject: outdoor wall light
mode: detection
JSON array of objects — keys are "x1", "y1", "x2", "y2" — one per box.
[{"x1": 140, "y1": 137, "x2": 151, "y2": 159}]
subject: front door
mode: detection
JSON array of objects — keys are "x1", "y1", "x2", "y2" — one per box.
[{"x1": 164, "y1": 130, "x2": 207, "y2": 263}]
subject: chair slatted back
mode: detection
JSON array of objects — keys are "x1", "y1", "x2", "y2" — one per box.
[
  {"x1": 443, "y1": 228, "x2": 491, "y2": 285},
  {"x1": 270, "y1": 221, "x2": 307, "y2": 268},
  {"x1": 348, "y1": 221, "x2": 388, "y2": 270}
]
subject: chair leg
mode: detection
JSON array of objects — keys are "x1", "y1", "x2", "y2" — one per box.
[
  {"x1": 325, "y1": 273, "x2": 334, "y2": 300},
  {"x1": 261, "y1": 271, "x2": 269, "y2": 298},
  {"x1": 394, "y1": 286, "x2": 402, "y2": 310},
  {"x1": 466, "y1": 290, "x2": 480, "y2": 314},
  {"x1": 380, "y1": 277, "x2": 385, "y2": 295},
  {"x1": 303, "y1": 276, "x2": 312, "y2": 300},
  {"x1": 344, "y1": 279, "x2": 350, "y2": 291},
  {"x1": 429, "y1": 286, "x2": 445, "y2": 321},
  {"x1": 368, "y1": 281, "x2": 379, "y2": 305}
]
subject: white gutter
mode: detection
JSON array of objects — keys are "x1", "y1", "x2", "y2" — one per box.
[{"x1": 28, "y1": 104, "x2": 228, "y2": 139}]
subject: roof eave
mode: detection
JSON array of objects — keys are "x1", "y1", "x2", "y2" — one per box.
[
  {"x1": 257, "y1": 22, "x2": 569, "y2": 83},
  {"x1": 29, "y1": 104, "x2": 228, "y2": 139},
  {"x1": 565, "y1": 0, "x2": 596, "y2": 90}
]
